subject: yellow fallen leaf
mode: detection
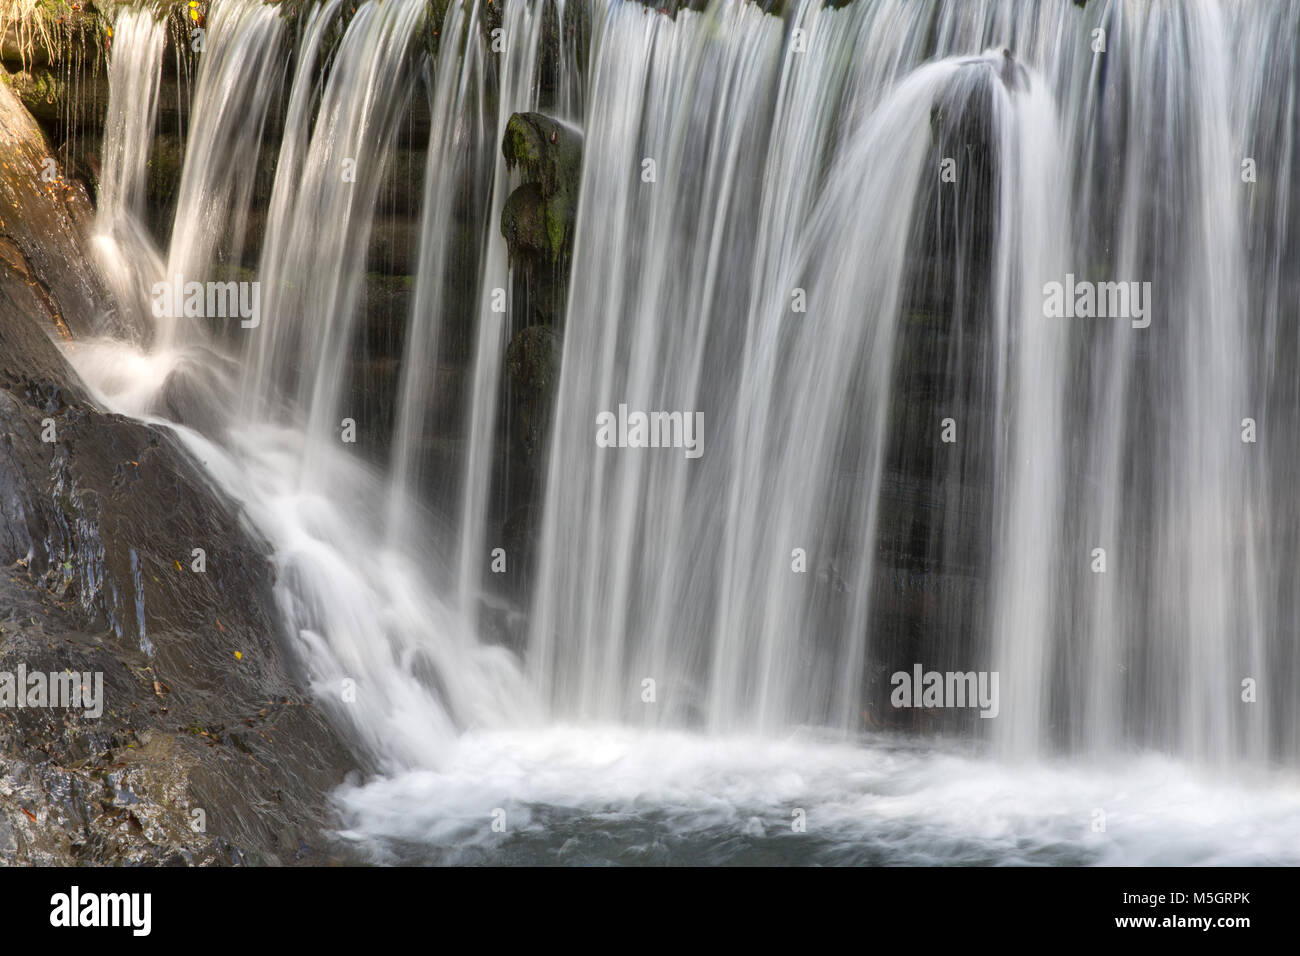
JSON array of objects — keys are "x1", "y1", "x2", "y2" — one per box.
[
  {"x1": 174, "y1": 560, "x2": 182, "y2": 572},
  {"x1": 234, "y1": 651, "x2": 242, "y2": 660}
]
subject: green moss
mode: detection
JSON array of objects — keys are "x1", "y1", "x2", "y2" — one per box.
[
  {"x1": 543, "y1": 193, "x2": 568, "y2": 262},
  {"x1": 6, "y1": 68, "x2": 66, "y2": 123},
  {"x1": 500, "y1": 112, "x2": 581, "y2": 264},
  {"x1": 502, "y1": 114, "x2": 544, "y2": 181}
]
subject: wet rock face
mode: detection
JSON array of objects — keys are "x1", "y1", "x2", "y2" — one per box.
[
  {"x1": 501, "y1": 182, "x2": 551, "y2": 263},
  {"x1": 0, "y1": 69, "x2": 357, "y2": 865},
  {"x1": 0, "y1": 78, "x2": 103, "y2": 339},
  {"x1": 506, "y1": 323, "x2": 559, "y2": 461},
  {"x1": 0, "y1": 576, "x2": 235, "y2": 865},
  {"x1": 0, "y1": 563, "x2": 355, "y2": 865}
]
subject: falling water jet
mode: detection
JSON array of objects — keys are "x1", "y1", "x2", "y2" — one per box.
[{"x1": 89, "y1": 7, "x2": 165, "y2": 344}]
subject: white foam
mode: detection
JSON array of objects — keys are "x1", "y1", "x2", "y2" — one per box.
[{"x1": 332, "y1": 727, "x2": 1300, "y2": 864}]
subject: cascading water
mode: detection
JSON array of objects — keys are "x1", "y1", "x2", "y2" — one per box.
[
  {"x1": 73, "y1": 0, "x2": 542, "y2": 774},
  {"x1": 64, "y1": 0, "x2": 1300, "y2": 864},
  {"x1": 385, "y1": 0, "x2": 487, "y2": 547},
  {"x1": 453, "y1": 0, "x2": 551, "y2": 630},
  {"x1": 90, "y1": 7, "x2": 165, "y2": 339},
  {"x1": 161, "y1": 0, "x2": 284, "y2": 351}
]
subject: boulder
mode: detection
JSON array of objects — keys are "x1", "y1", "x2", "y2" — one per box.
[{"x1": 500, "y1": 110, "x2": 582, "y2": 266}]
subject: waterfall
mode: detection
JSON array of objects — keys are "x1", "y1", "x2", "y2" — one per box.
[
  {"x1": 90, "y1": 8, "x2": 165, "y2": 340},
  {"x1": 453, "y1": 0, "x2": 550, "y2": 629},
  {"x1": 64, "y1": 0, "x2": 1300, "y2": 863},
  {"x1": 161, "y1": 0, "x2": 284, "y2": 351},
  {"x1": 73, "y1": 0, "x2": 545, "y2": 772},
  {"x1": 531, "y1": 0, "x2": 1295, "y2": 764},
  {"x1": 249, "y1": 0, "x2": 424, "y2": 466},
  {"x1": 241, "y1": 0, "x2": 344, "y2": 420},
  {"x1": 529, "y1": 0, "x2": 949, "y2": 732},
  {"x1": 385, "y1": 0, "x2": 488, "y2": 547}
]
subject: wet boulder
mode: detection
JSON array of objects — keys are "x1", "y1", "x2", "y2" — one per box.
[{"x1": 501, "y1": 110, "x2": 582, "y2": 266}]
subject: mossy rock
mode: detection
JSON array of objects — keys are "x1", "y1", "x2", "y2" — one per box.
[
  {"x1": 4, "y1": 68, "x2": 65, "y2": 124},
  {"x1": 501, "y1": 182, "x2": 548, "y2": 262},
  {"x1": 502, "y1": 110, "x2": 581, "y2": 199},
  {"x1": 500, "y1": 111, "x2": 581, "y2": 264}
]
